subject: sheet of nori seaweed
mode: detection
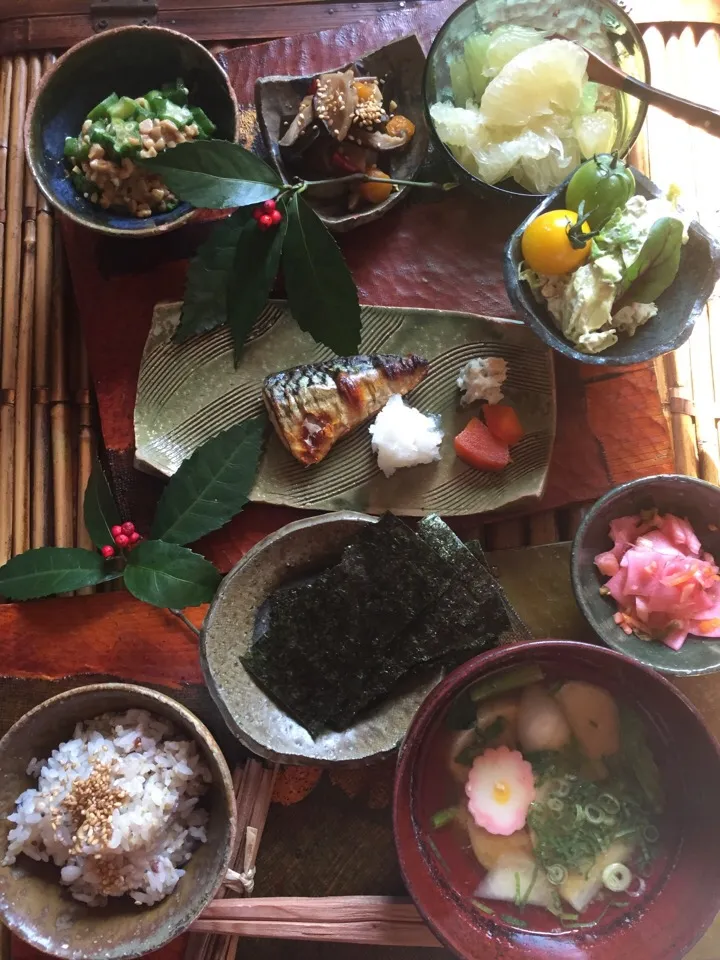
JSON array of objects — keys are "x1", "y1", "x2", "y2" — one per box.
[
  {"x1": 465, "y1": 538, "x2": 534, "y2": 643},
  {"x1": 326, "y1": 518, "x2": 514, "y2": 730},
  {"x1": 241, "y1": 513, "x2": 458, "y2": 737}
]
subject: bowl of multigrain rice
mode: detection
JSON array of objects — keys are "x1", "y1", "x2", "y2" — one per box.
[
  {"x1": 25, "y1": 25, "x2": 239, "y2": 238},
  {"x1": 0, "y1": 683, "x2": 236, "y2": 960}
]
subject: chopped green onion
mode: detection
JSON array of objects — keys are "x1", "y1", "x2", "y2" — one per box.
[
  {"x1": 602, "y1": 862, "x2": 632, "y2": 892},
  {"x1": 599, "y1": 793, "x2": 621, "y2": 815},
  {"x1": 547, "y1": 797, "x2": 564, "y2": 813},
  {"x1": 547, "y1": 864, "x2": 568, "y2": 886},
  {"x1": 426, "y1": 837, "x2": 450, "y2": 873},
  {"x1": 431, "y1": 807, "x2": 457, "y2": 829},
  {"x1": 515, "y1": 865, "x2": 539, "y2": 909},
  {"x1": 469, "y1": 664, "x2": 544, "y2": 703},
  {"x1": 552, "y1": 778, "x2": 571, "y2": 798},
  {"x1": 472, "y1": 899, "x2": 495, "y2": 915},
  {"x1": 584, "y1": 803, "x2": 604, "y2": 824},
  {"x1": 499, "y1": 914, "x2": 529, "y2": 928},
  {"x1": 643, "y1": 824, "x2": 659, "y2": 843}
]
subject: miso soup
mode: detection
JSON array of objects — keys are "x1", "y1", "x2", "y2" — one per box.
[{"x1": 419, "y1": 663, "x2": 675, "y2": 932}]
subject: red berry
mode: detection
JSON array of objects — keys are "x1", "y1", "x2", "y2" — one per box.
[
  {"x1": 121, "y1": 521, "x2": 135, "y2": 535},
  {"x1": 258, "y1": 214, "x2": 273, "y2": 230},
  {"x1": 101, "y1": 545, "x2": 115, "y2": 559},
  {"x1": 270, "y1": 209, "x2": 283, "y2": 225},
  {"x1": 115, "y1": 533, "x2": 130, "y2": 548},
  {"x1": 252, "y1": 207, "x2": 263, "y2": 220},
  {"x1": 129, "y1": 532, "x2": 141, "y2": 544},
  {"x1": 111, "y1": 525, "x2": 123, "y2": 537},
  {"x1": 263, "y1": 199, "x2": 276, "y2": 213}
]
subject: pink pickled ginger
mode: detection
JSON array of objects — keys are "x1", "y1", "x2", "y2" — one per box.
[{"x1": 595, "y1": 511, "x2": 720, "y2": 650}]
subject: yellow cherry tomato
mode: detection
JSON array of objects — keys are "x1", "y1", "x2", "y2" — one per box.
[{"x1": 520, "y1": 209, "x2": 592, "y2": 276}]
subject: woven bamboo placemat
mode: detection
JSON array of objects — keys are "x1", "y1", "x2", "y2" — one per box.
[{"x1": 1, "y1": 14, "x2": 720, "y2": 960}]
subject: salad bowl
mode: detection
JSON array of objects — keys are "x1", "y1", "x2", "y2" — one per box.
[{"x1": 504, "y1": 167, "x2": 720, "y2": 365}]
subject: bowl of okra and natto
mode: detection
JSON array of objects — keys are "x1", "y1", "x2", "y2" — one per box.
[{"x1": 25, "y1": 25, "x2": 239, "y2": 237}]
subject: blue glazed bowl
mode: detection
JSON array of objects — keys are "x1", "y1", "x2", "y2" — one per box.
[
  {"x1": 571, "y1": 474, "x2": 720, "y2": 676},
  {"x1": 25, "y1": 25, "x2": 239, "y2": 238}
]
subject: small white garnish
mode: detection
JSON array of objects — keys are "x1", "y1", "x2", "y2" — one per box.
[
  {"x1": 369, "y1": 394, "x2": 443, "y2": 478},
  {"x1": 457, "y1": 357, "x2": 508, "y2": 406}
]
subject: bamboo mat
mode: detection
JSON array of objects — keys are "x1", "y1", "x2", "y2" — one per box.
[{"x1": 0, "y1": 24, "x2": 719, "y2": 565}]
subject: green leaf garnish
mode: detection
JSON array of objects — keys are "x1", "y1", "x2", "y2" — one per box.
[
  {"x1": 617, "y1": 216, "x2": 683, "y2": 304},
  {"x1": 282, "y1": 193, "x2": 361, "y2": 355},
  {"x1": 175, "y1": 212, "x2": 246, "y2": 342},
  {"x1": 124, "y1": 540, "x2": 221, "y2": 608},
  {"x1": 83, "y1": 459, "x2": 121, "y2": 549},
  {"x1": 0, "y1": 547, "x2": 113, "y2": 599},
  {"x1": 227, "y1": 202, "x2": 288, "y2": 363},
  {"x1": 150, "y1": 418, "x2": 265, "y2": 546},
  {"x1": 143, "y1": 140, "x2": 281, "y2": 209}
]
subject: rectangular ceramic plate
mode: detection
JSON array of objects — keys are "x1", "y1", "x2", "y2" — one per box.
[{"x1": 134, "y1": 301, "x2": 555, "y2": 516}]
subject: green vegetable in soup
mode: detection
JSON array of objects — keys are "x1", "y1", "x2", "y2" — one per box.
[
  {"x1": 454, "y1": 715, "x2": 506, "y2": 766},
  {"x1": 431, "y1": 806, "x2": 459, "y2": 829}
]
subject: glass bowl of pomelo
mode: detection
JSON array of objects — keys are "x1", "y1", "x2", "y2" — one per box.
[{"x1": 424, "y1": 0, "x2": 649, "y2": 200}]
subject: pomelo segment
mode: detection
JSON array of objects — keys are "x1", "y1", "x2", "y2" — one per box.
[{"x1": 480, "y1": 39, "x2": 588, "y2": 127}]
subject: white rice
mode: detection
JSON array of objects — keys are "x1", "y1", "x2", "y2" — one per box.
[{"x1": 3, "y1": 709, "x2": 211, "y2": 907}]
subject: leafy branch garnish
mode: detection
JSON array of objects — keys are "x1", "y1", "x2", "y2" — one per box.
[
  {"x1": 0, "y1": 418, "x2": 265, "y2": 610},
  {"x1": 142, "y1": 140, "x2": 455, "y2": 362}
]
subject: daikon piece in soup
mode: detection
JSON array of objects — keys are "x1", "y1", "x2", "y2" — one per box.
[{"x1": 420, "y1": 664, "x2": 674, "y2": 932}]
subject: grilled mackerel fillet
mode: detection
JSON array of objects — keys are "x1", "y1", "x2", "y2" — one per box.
[{"x1": 262, "y1": 354, "x2": 429, "y2": 465}]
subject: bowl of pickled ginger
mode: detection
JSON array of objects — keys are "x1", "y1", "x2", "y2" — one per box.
[
  {"x1": 572, "y1": 474, "x2": 720, "y2": 676},
  {"x1": 394, "y1": 640, "x2": 720, "y2": 959}
]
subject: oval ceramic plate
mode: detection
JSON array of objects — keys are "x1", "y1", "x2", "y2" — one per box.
[
  {"x1": 200, "y1": 511, "x2": 444, "y2": 765},
  {"x1": 134, "y1": 301, "x2": 556, "y2": 516}
]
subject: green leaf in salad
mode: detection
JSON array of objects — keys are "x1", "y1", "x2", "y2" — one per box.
[
  {"x1": 227, "y1": 200, "x2": 288, "y2": 363},
  {"x1": 142, "y1": 140, "x2": 281, "y2": 209},
  {"x1": 0, "y1": 547, "x2": 114, "y2": 600},
  {"x1": 282, "y1": 193, "x2": 361, "y2": 356},
  {"x1": 175, "y1": 212, "x2": 246, "y2": 342},
  {"x1": 150, "y1": 418, "x2": 265, "y2": 546},
  {"x1": 590, "y1": 206, "x2": 643, "y2": 265},
  {"x1": 83, "y1": 459, "x2": 122, "y2": 550},
  {"x1": 617, "y1": 216, "x2": 683, "y2": 305},
  {"x1": 124, "y1": 540, "x2": 221, "y2": 608}
]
